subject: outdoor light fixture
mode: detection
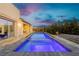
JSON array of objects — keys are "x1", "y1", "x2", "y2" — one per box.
[{"x1": 18, "y1": 22, "x2": 22, "y2": 27}]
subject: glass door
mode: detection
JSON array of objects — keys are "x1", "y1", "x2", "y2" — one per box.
[{"x1": 0, "y1": 18, "x2": 14, "y2": 40}]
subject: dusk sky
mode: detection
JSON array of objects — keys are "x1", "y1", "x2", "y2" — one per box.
[{"x1": 14, "y1": 3, "x2": 79, "y2": 27}]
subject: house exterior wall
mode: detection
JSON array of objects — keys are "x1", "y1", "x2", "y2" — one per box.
[
  {"x1": 0, "y1": 3, "x2": 21, "y2": 41},
  {"x1": 14, "y1": 19, "x2": 24, "y2": 40},
  {"x1": 0, "y1": 3, "x2": 33, "y2": 46}
]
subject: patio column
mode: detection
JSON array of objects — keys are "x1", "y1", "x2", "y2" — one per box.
[{"x1": 8, "y1": 25, "x2": 10, "y2": 38}]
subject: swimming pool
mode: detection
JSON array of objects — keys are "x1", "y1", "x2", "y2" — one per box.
[{"x1": 14, "y1": 32, "x2": 71, "y2": 52}]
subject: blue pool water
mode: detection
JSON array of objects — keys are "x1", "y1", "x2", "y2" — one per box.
[{"x1": 15, "y1": 32, "x2": 71, "y2": 52}]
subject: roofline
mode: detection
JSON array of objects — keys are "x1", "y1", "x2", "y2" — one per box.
[
  {"x1": 20, "y1": 18, "x2": 31, "y2": 25},
  {"x1": 0, "y1": 14, "x2": 15, "y2": 22}
]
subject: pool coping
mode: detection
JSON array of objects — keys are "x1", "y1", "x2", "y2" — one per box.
[
  {"x1": 15, "y1": 32, "x2": 71, "y2": 52},
  {"x1": 46, "y1": 32, "x2": 79, "y2": 51}
]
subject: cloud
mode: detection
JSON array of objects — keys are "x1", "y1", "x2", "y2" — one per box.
[
  {"x1": 18, "y1": 3, "x2": 79, "y2": 27},
  {"x1": 38, "y1": 19, "x2": 56, "y2": 25},
  {"x1": 33, "y1": 13, "x2": 56, "y2": 25},
  {"x1": 20, "y1": 4, "x2": 40, "y2": 16},
  {"x1": 20, "y1": 9, "x2": 29, "y2": 15}
]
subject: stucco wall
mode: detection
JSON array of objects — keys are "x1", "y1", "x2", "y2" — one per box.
[{"x1": 14, "y1": 19, "x2": 24, "y2": 40}]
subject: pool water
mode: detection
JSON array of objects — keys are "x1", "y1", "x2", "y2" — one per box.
[{"x1": 15, "y1": 32, "x2": 70, "y2": 52}]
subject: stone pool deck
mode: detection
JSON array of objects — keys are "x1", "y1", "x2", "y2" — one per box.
[
  {"x1": 0, "y1": 34, "x2": 79, "y2": 56},
  {"x1": 59, "y1": 34, "x2": 79, "y2": 44}
]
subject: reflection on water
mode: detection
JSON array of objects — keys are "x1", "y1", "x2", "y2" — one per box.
[{"x1": 15, "y1": 32, "x2": 70, "y2": 52}]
